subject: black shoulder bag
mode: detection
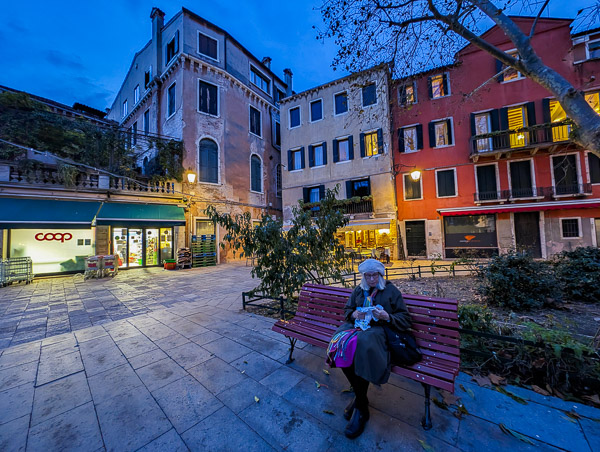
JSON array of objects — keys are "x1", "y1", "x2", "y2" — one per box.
[{"x1": 383, "y1": 326, "x2": 422, "y2": 366}]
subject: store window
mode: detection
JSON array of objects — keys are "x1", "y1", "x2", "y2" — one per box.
[
  {"x1": 444, "y1": 215, "x2": 498, "y2": 258},
  {"x1": 112, "y1": 227, "x2": 173, "y2": 268},
  {"x1": 196, "y1": 220, "x2": 215, "y2": 237}
]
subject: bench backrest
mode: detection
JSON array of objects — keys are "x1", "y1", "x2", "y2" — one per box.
[{"x1": 298, "y1": 283, "x2": 460, "y2": 366}]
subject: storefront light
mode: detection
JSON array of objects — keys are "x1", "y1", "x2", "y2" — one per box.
[
  {"x1": 410, "y1": 170, "x2": 421, "y2": 181},
  {"x1": 378, "y1": 229, "x2": 390, "y2": 234}
]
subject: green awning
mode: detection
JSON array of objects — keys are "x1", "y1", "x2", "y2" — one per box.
[
  {"x1": 0, "y1": 198, "x2": 101, "y2": 229},
  {"x1": 96, "y1": 202, "x2": 185, "y2": 226}
]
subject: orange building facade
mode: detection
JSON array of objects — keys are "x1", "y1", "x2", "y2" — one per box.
[{"x1": 392, "y1": 18, "x2": 600, "y2": 259}]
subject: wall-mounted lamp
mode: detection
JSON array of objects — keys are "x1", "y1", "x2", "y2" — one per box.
[
  {"x1": 393, "y1": 163, "x2": 421, "y2": 181},
  {"x1": 187, "y1": 172, "x2": 197, "y2": 184},
  {"x1": 409, "y1": 170, "x2": 421, "y2": 181}
]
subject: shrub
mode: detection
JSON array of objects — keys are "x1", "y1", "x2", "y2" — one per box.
[
  {"x1": 553, "y1": 247, "x2": 600, "y2": 303},
  {"x1": 478, "y1": 252, "x2": 560, "y2": 310},
  {"x1": 458, "y1": 304, "x2": 495, "y2": 332}
]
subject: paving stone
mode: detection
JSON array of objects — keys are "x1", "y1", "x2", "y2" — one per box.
[
  {"x1": 181, "y1": 406, "x2": 274, "y2": 452},
  {"x1": 96, "y1": 386, "x2": 172, "y2": 452},
  {"x1": 114, "y1": 334, "x2": 157, "y2": 358},
  {"x1": 137, "y1": 428, "x2": 189, "y2": 452},
  {"x1": 0, "y1": 345, "x2": 40, "y2": 371},
  {"x1": 202, "y1": 337, "x2": 252, "y2": 363},
  {"x1": 217, "y1": 378, "x2": 278, "y2": 415},
  {"x1": 230, "y1": 351, "x2": 282, "y2": 381},
  {"x1": 0, "y1": 361, "x2": 37, "y2": 392},
  {"x1": 259, "y1": 365, "x2": 306, "y2": 396},
  {"x1": 166, "y1": 342, "x2": 213, "y2": 369},
  {"x1": 169, "y1": 319, "x2": 208, "y2": 338},
  {"x1": 580, "y1": 417, "x2": 600, "y2": 452},
  {"x1": 154, "y1": 333, "x2": 190, "y2": 351},
  {"x1": 36, "y1": 350, "x2": 84, "y2": 386},
  {"x1": 79, "y1": 344, "x2": 127, "y2": 377},
  {"x1": 128, "y1": 348, "x2": 169, "y2": 370},
  {"x1": 0, "y1": 383, "x2": 34, "y2": 425},
  {"x1": 0, "y1": 414, "x2": 29, "y2": 452},
  {"x1": 88, "y1": 363, "x2": 144, "y2": 404},
  {"x1": 32, "y1": 371, "x2": 91, "y2": 427},
  {"x1": 28, "y1": 401, "x2": 103, "y2": 452},
  {"x1": 188, "y1": 357, "x2": 248, "y2": 395},
  {"x1": 74, "y1": 327, "x2": 109, "y2": 344},
  {"x1": 236, "y1": 331, "x2": 290, "y2": 361},
  {"x1": 153, "y1": 375, "x2": 223, "y2": 433},
  {"x1": 189, "y1": 331, "x2": 221, "y2": 346},
  {"x1": 135, "y1": 358, "x2": 188, "y2": 392}
]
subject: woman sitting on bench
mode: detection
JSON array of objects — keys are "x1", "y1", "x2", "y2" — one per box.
[{"x1": 326, "y1": 258, "x2": 411, "y2": 439}]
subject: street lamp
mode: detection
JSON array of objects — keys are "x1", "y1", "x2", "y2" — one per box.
[
  {"x1": 410, "y1": 170, "x2": 421, "y2": 181},
  {"x1": 187, "y1": 172, "x2": 197, "y2": 184}
]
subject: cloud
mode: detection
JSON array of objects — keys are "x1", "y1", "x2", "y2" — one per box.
[{"x1": 44, "y1": 50, "x2": 86, "y2": 71}]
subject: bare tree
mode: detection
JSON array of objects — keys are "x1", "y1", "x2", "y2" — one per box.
[{"x1": 318, "y1": 0, "x2": 600, "y2": 156}]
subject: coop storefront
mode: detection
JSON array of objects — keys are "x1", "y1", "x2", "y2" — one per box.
[
  {"x1": 95, "y1": 203, "x2": 186, "y2": 268},
  {"x1": 441, "y1": 214, "x2": 499, "y2": 258},
  {"x1": 337, "y1": 218, "x2": 397, "y2": 259}
]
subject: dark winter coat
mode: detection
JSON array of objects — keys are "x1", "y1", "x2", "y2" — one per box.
[{"x1": 334, "y1": 281, "x2": 411, "y2": 384}]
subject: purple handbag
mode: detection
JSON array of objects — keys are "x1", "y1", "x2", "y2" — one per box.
[{"x1": 326, "y1": 329, "x2": 359, "y2": 368}]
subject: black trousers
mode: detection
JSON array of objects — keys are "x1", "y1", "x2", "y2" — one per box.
[{"x1": 342, "y1": 364, "x2": 370, "y2": 410}]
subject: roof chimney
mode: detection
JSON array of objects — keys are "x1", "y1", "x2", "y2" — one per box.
[
  {"x1": 284, "y1": 68, "x2": 293, "y2": 96},
  {"x1": 261, "y1": 57, "x2": 272, "y2": 69},
  {"x1": 151, "y1": 7, "x2": 165, "y2": 75}
]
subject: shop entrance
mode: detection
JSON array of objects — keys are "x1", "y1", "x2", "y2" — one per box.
[
  {"x1": 405, "y1": 221, "x2": 426, "y2": 257},
  {"x1": 514, "y1": 212, "x2": 541, "y2": 258},
  {"x1": 112, "y1": 227, "x2": 173, "y2": 268}
]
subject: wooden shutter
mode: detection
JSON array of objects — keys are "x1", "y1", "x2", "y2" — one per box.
[
  {"x1": 308, "y1": 145, "x2": 314, "y2": 168},
  {"x1": 366, "y1": 177, "x2": 372, "y2": 196},
  {"x1": 427, "y1": 76, "x2": 433, "y2": 98},
  {"x1": 399, "y1": 85, "x2": 407, "y2": 105},
  {"x1": 348, "y1": 135, "x2": 354, "y2": 160},
  {"x1": 526, "y1": 101, "x2": 536, "y2": 126},
  {"x1": 499, "y1": 107, "x2": 509, "y2": 131},
  {"x1": 287, "y1": 150, "x2": 293, "y2": 170},
  {"x1": 446, "y1": 119, "x2": 453, "y2": 145},
  {"x1": 470, "y1": 113, "x2": 476, "y2": 136},
  {"x1": 174, "y1": 30, "x2": 179, "y2": 53},
  {"x1": 542, "y1": 98, "x2": 551, "y2": 123},
  {"x1": 346, "y1": 180, "x2": 353, "y2": 198},
  {"x1": 496, "y1": 59, "x2": 504, "y2": 82},
  {"x1": 376, "y1": 128, "x2": 383, "y2": 153},
  {"x1": 300, "y1": 147, "x2": 305, "y2": 169},
  {"x1": 398, "y1": 129, "x2": 405, "y2": 153},
  {"x1": 428, "y1": 122, "x2": 435, "y2": 148},
  {"x1": 416, "y1": 124, "x2": 423, "y2": 149},
  {"x1": 360, "y1": 133, "x2": 365, "y2": 157},
  {"x1": 332, "y1": 139, "x2": 339, "y2": 162},
  {"x1": 322, "y1": 142, "x2": 328, "y2": 165},
  {"x1": 303, "y1": 187, "x2": 310, "y2": 203},
  {"x1": 319, "y1": 185, "x2": 325, "y2": 201},
  {"x1": 442, "y1": 73, "x2": 449, "y2": 96}
]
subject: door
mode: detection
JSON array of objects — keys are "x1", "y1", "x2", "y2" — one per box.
[
  {"x1": 514, "y1": 212, "x2": 541, "y2": 258},
  {"x1": 113, "y1": 228, "x2": 128, "y2": 268},
  {"x1": 510, "y1": 160, "x2": 533, "y2": 198},
  {"x1": 596, "y1": 219, "x2": 600, "y2": 247},
  {"x1": 128, "y1": 228, "x2": 143, "y2": 267},
  {"x1": 145, "y1": 229, "x2": 159, "y2": 266},
  {"x1": 405, "y1": 221, "x2": 426, "y2": 257},
  {"x1": 159, "y1": 228, "x2": 173, "y2": 262}
]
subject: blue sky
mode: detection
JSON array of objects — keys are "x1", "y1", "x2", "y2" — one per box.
[{"x1": 0, "y1": 0, "x2": 596, "y2": 110}]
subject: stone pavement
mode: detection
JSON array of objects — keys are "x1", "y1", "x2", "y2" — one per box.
[{"x1": 0, "y1": 263, "x2": 599, "y2": 451}]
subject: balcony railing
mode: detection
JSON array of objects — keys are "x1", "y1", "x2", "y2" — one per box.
[
  {"x1": 470, "y1": 121, "x2": 572, "y2": 157},
  {"x1": 304, "y1": 198, "x2": 374, "y2": 216},
  {"x1": 8, "y1": 166, "x2": 99, "y2": 188},
  {"x1": 474, "y1": 183, "x2": 592, "y2": 202}
]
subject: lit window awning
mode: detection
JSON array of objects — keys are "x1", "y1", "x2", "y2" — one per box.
[
  {"x1": 341, "y1": 219, "x2": 392, "y2": 231},
  {"x1": 438, "y1": 200, "x2": 600, "y2": 217},
  {"x1": 0, "y1": 198, "x2": 102, "y2": 229},
  {"x1": 96, "y1": 203, "x2": 186, "y2": 226}
]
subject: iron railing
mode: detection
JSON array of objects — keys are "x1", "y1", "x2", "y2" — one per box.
[
  {"x1": 305, "y1": 199, "x2": 373, "y2": 216},
  {"x1": 474, "y1": 183, "x2": 592, "y2": 202}
]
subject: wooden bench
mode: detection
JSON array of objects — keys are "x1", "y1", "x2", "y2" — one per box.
[{"x1": 272, "y1": 283, "x2": 460, "y2": 430}]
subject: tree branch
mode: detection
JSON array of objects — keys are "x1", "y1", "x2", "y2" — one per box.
[
  {"x1": 529, "y1": 0, "x2": 550, "y2": 38},
  {"x1": 379, "y1": 15, "x2": 437, "y2": 29}
]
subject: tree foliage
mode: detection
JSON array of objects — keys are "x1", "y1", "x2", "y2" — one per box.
[
  {"x1": 205, "y1": 187, "x2": 350, "y2": 300},
  {"x1": 0, "y1": 91, "x2": 183, "y2": 181},
  {"x1": 318, "y1": 0, "x2": 600, "y2": 155}
]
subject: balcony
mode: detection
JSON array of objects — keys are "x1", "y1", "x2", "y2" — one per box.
[
  {"x1": 470, "y1": 121, "x2": 572, "y2": 160},
  {"x1": 474, "y1": 183, "x2": 592, "y2": 203},
  {"x1": 304, "y1": 197, "x2": 374, "y2": 217}
]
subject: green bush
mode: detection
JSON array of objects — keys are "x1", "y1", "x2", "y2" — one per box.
[
  {"x1": 478, "y1": 252, "x2": 561, "y2": 310},
  {"x1": 553, "y1": 247, "x2": 600, "y2": 303},
  {"x1": 458, "y1": 304, "x2": 495, "y2": 332}
]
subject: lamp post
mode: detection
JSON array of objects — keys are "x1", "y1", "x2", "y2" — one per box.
[{"x1": 184, "y1": 171, "x2": 197, "y2": 247}]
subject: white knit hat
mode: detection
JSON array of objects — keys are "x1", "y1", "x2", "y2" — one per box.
[{"x1": 358, "y1": 258, "x2": 385, "y2": 276}]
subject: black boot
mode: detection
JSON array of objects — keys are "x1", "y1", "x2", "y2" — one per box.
[
  {"x1": 344, "y1": 407, "x2": 370, "y2": 439},
  {"x1": 343, "y1": 398, "x2": 356, "y2": 421}
]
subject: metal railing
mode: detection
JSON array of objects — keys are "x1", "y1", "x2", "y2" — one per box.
[
  {"x1": 474, "y1": 183, "x2": 592, "y2": 202},
  {"x1": 305, "y1": 198, "x2": 373, "y2": 216}
]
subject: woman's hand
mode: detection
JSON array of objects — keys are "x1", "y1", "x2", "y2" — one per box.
[
  {"x1": 374, "y1": 308, "x2": 390, "y2": 322},
  {"x1": 352, "y1": 310, "x2": 366, "y2": 320}
]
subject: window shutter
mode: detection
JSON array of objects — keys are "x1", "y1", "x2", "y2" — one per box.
[
  {"x1": 287, "y1": 150, "x2": 293, "y2": 170},
  {"x1": 376, "y1": 128, "x2": 383, "y2": 153},
  {"x1": 470, "y1": 113, "x2": 476, "y2": 136},
  {"x1": 322, "y1": 142, "x2": 328, "y2": 165},
  {"x1": 427, "y1": 76, "x2": 433, "y2": 98},
  {"x1": 526, "y1": 101, "x2": 536, "y2": 126},
  {"x1": 446, "y1": 119, "x2": 453, "y2": 145},
  {"x1": 490, "y1": 109, "x2": 500, "y2": 131},
  {"x1": 303, "y1": 187, "x2": 310, "y2": 203},
  {"x1": 300, "y1": 147, "x2": 305, "y2": 169},
  {"x1": 428, "y1": 122, "x2": 435, "y2": 148},
  {"x1": 348, "y1": 135, "x2": 354, "y2": 160},
  {"x1": 333, "y1": 139, "x2": 339, "y2": 163},
  {"x1": 319, "y1": 185, "x2": 325, "y2": 201},
  {"x1": 442, "y1": 73, "x2": 449, "y2": 95},
  {"x1": 174, "y1": 30, "x2": 180, "y2": 53},
  {"x1": 399, "y1": 86, "x2": 407, "y2": 105},
  {"x1": 346, "y1": 180, "x2": 353, "y2": 198},
  {"x1": 495, "y1": 59, "x2": 504, "y2": 82},
  {"x1": 398, "y1": 129, "x2": 405, "y2": 153},
  {"x1": 499, "y1": 107, "x2": 509, "y2": 131},
  {"x1": 308, "y1": 145, "x2": 315, "y2": 168},
  {"x1": 359, "y1": 133, "x2": 365, "y2": 157},
  {"x1": 366, "y1": 177, "x2": 372, "y2": 196},
  {"x1": 542, "y1": 98, "x2": 551, "y2": 123},
  {"x1": 416, "y1": 124, "x2": 423, "y2": 149}
]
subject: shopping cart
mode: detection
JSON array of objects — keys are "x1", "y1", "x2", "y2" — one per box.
[
  {"x1": 84, "y1": 256, "x2": 102, "y2": 280},
  {"x1": 101, "y1": 254, "x2": 119, "y2": 277},
  {"x1": 0, "y1": 257, "x2": 33, "y2": 287}
]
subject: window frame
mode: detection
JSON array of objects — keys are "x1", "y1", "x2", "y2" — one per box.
[
  {"x1": 399, "y1": 81, "x2": 418, "y2": 106},
  {"x1": 134, "y1": 85, "x2": 140, "y2": 104},
  {"x1": 197, "y1": 78, "x2": 220, "y2": 117},
  {"x1": 333, "y1": 90, "x2": 348, "y2": 116},
  {"x1": 435, "y1": 168, "x2": 458, "y2": 198},
  {"x1": 501, "y1": 49, "x2": 525, "y2": 83},
  {"x1": 403, "y1": 173, "x2": 423, "y2": 201},
  {"x1": 165, "y1": 32, "x2": 179, "y2": 66},
  {"x1": 363, "y1": 130, "x2": 381, "y2": 157},
  {"x1": 586, "y1": 151, "x2": 600, "y2": 184},
  {"x1": 507, "y1": 157, "x2": 537, "y2": 198},
  {"x1": 197, "y1": 31, "x2": 219, "y2": 61},
  {"x1": 309, "y1": 141, "x2": 326, "y2": 168},
  {"x1": 122, "y1": 100, "x2": 128, "y2": 118},
  {"x1": 335, "y1": 135, "x2": 352, "y2": 163},
  {"x1": 289, "y1": 147, "x2": 303, "y2": 172},
  {"x1": 249, "y1": 154, "x2": 263, "y2": 193},
  {"x1": 167, "y1": 82, "x2": 176, "y2": 119},
  {"x1": 551, "y1": 152, "x2": 582, "y2": 196},
  {"x1": 197, "y1": 137, "x2": 220, "y2": 185},
  {"x1": 249, "y1": 105, "x2": 262, "y2": 138},
  {"x1": 144, "y1": 67, "x2": 152, "y2": 90},
  {"x1": 249, "y1": 65, "x2": 271, "y2": 95},
  {"x1": 275, "y1": 164, "x2": 282, "y2": 198},
  {"x1": 429, "y1": 73, "x2": 450, "y2": 99},
  {"x1": 309, "y1": 98, "x2": 324, "y2": 123},
  {"x1": 361, "y1": 81, "x2": 378, "y2": 107},
  {"x1": 274, "y1": 120, "x2": 281, "y2": 148},
  {"x1": 401, "y1": 124, "x2": 420, "y2": 153},
  {"x1": 588, "y1": 39, "x2": 600, "y2": 59},
  {"x1": 143, "y1": 109, "x2": 150, "y2": 135},
  {"x1": 560, "y1": 217, "x2": 582, "y2": 239},
  {"x1": 430, "y1": 117, "x2": 454, "y2": 148},
  {"x1": 474, "y1": 163, "x2": 501, "y2": 201},
  {"x1": 288, "y1": 106, "x2": 301, "y2": 129}
]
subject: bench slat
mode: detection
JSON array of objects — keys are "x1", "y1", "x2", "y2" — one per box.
[
  {"x1": 410, "y1": 314, "x2": 459, "y2": 329},
  {"x1": 413, "y1": 330, "x2": 460, "y2": 348},
  {"x1": 391, "y1": 367, "x2": 455, "y2": 393},
  {"x1": 408, "y1": 306, "x2": 459, "y2": 320}
]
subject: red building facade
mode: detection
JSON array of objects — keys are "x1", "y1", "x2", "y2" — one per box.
[{"x1": 392, "y1": 18, "x2": 600, "y2": 259}]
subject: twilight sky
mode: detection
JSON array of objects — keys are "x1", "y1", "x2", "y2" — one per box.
[{"x1": 0, "y1": 0, "x2": 597, "y2": 111}]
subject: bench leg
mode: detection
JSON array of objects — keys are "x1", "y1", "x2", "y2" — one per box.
[
  {"x1": 286, "y1": 337, "x2": 297, "y2": 364},
  {"x1": 421, "y1": 383, "x2": 433, "y2": 430}
]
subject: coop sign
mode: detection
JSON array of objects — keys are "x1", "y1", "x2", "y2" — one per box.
[{"x1": 35, "y1": 232, "x2": 73, "y2": 242}]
